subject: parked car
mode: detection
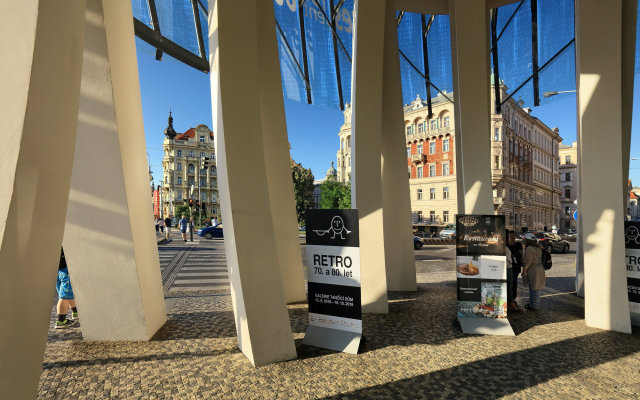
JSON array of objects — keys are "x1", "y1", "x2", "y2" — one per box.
[
  {"x1": 413, "y1": 236, "x2": 423, "y2": 250},
  {"x1": 534, "y1": 232, "x2": 569, "y2": 253},
  {"x1": 439, "y1": 229, "x2": 456, "y2": 239},
  {"x1": 562, "y1": 229, "x2": 577, "y2": 240},
  {"x1": 197, "y1": 223, "x2": 223, "y2": 239}
]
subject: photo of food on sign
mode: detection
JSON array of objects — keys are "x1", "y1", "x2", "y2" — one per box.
[
  {"x1": 456, "y1": 261, "x2": 479, "y2": 276},
  {"x1": 457, "y1": 281, "x2": 507, "y2": 319}
]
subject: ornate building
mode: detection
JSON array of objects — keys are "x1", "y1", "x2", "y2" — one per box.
[
  {"x1": 559, "y1": 141, "x2": 578, "y2": 231},
  {"x1": 337, "y1": 83, "x2": 562, "y2": 233},
  {"x1": 161, "y1": 112, "x2": 220, "y2": 220}
]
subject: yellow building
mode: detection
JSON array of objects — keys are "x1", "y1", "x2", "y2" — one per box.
[
  {"x1": 338, "y1": 83, "x2": 563, "y2": 233},
  {"x1": 161, "y1": 112, "x2": 220, "y2": 221}
]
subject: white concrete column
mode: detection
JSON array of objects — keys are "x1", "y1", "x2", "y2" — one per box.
[
  {"x1": 381, "y1": 0, "x2": 417, "y2": 291},
  {"x1": 208, "y1": 0, "x2": 297, "y2": 366},
  {"x1": 448, "y1": 0, "x2": 494, "y2": 215},
  {"x1": 62, "y1": 0, "x2": 167, "y2": 341},
  {"x1": 575, "y1": 0, "x2": 634, "y2": 333},
  {"x1": 257, "y1": 0, "x2": 306, "y2": 304},
  {"x1": 0, "y1": 2, "x2": 86, "y2": 398},
  {"x1": 351, "y1": 0, "x2": 389, "y2": 313}
]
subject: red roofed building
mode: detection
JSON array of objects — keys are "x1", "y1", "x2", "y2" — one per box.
[{"x1": 161, "y1": 112, "x2": 220, "y2": 222}]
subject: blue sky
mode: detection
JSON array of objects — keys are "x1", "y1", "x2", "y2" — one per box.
[{"x1": 136, "y1": 37, "x2": 640, "y2": 188}]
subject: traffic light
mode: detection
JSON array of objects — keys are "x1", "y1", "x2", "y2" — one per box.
[
  {"x1": 189, "y1": 198, "x2": 194, "y2": 207},
  {"x1": 201, "y1": 156, "x2": 209, "y2": 170}
]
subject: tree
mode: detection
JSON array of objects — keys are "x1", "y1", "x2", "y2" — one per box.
[
  {"x1": 291, "y1": 160, "x2": 315, "y2": 225},
  {"x1": 320, "y1": 180, "x2": 351, "y2": 209},
  {"x1": 174, "y1": 204, "x2": 191, "y2": 220}
]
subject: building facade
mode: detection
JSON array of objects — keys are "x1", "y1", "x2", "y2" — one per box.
[
  {"x1": 337, "y1": 84, "x2": 562, "y2": 233},
  {"x1": 558, "y1": 141, "x2": 578, "y2": 231},
  {"x1": 161, "y1": 113, "x2": 220, "y2": 221}
]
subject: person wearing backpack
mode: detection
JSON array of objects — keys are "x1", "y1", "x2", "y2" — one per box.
[{"x1": 522, "y1": 232, "x2": 547, "y2": 310}]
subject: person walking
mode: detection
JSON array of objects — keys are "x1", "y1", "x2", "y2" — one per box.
[
  {"x1": 154, "y1": 217, "x2": 160, "y2": 234},
  {"x1": 179, "y1": 215, "x2": 189, "y2": 242},
  {"x1": 158, "y1": 217, "x2": 165, "y2": 235},
  {"x1": 212, "y1": 217, "x2": 218, "y2": 227},
  {"x1": 55, "y1": 248, "x2": 78, "y2": 329},
  {"x1": 164, "y1": 215, "x2": 172, "y2": 240},
  {"x1": 522, "y1": 232, "x2": 546, "y2": 310},
  {"x1": 506, "y1": 230, "x2": 524, "y2": 311},
  {"x1": 189, "y1": 217, "x2": 195, "y2": 242}
]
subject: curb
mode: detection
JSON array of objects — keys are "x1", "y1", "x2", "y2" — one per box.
[{"x1": 420, "y1": 238, "x2": 455, "y2": 245}]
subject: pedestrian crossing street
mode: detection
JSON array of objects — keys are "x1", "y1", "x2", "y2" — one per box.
[{"x1": 158, "y1": 237, "x2": 230, "y2": 293}]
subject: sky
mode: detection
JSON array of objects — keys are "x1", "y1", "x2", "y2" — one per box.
[{"x1": 135, "y1": 37, "x2": 640, "y2": 188}]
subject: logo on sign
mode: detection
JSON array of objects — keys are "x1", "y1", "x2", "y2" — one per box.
[
  {"x1": 626, "y1": 226, "x2": 640, "y2": 245},
  {"x1": 313, "y1": 216, "x2": 352, "y2": 239},
  {"x1": 459, "y1": 216, "x2": 479, "y2": 227}
]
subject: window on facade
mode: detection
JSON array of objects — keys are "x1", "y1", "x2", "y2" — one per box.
[
  {"x1": 418, "y1": 122, "x2": 424, "y2": 133},
  {"x1": 407, "y1": 147, "x2": 411, "y2": 157},
  {"x1": 443, "y1": 139, "x2": 449, "y2": 152},
  {"x1": 430, "y1": 211, "x2": 435, "y2": 222},
  {"x1": 417, "y1": 189, "x2": 423, "y2": 200},
  {"x1": 429, "y1": 164, "x2": 436, "y2": 177},
  {"x1": 177, "y1": 177, "x2": 182, "y2": 184},
  {"x1": 408, "y1": 167, "x2": 411, "y2": 178},
  {"x1": 443, "y1": 211, "x2": 449, "y2": 222},
  {"x1": 200, "y1": 152, "x2": 205, "y2": 157},
  {"x1": 565, "y1": 188, "x2": 571, "y2": 198},
  {"x1": 406, "y1": 125, "x2": 413, "y2": 135},
  {"x1": 200, "y1": 135, "x2": 205, "y2": 143},
  {"x1": 444, "y1": 116, "x2": 450, "y2": 127},
  {"x1": 188, "y1": 178, "x2": 194, "y2": 186},
  {"x1": 200, "y1": 178, "x2": 206, "y2": 186},
  {"x1": 417, "y1": 166, "x2": 423, "y2": 178},
  {"x1": 417, "y1": 211, "x2": 423, "y2": 222},
  {"x1": 189, "y1": 151, "x2": 194, "y2": 157},
  {"x1": 443, "y1": 187, "x2": 449, "y2": 199},
  {"x1": 565, "y1": 172, "x2": 571, "y2": 181},
  {"x1": 429, "y1": 141, "x2": 435, "y2": 154},
  {"x1": 565, "y1": 206, "x2": 571, "y2": 215},
  {"x1": 494, "y1": 127, "x2": 500, "y2": 141},
  {"x1": 494, "y1": 156, "x2": 500, "y2": 169},
  {"x1": 164, "y1": 176, "x2": 168, "y2": 183},
  {"x1": 177, "y1": 150, "x2": 182, "y2": 157},
  {"x1": 177, "y1": 162, "x2": 182, "y2": 171},
  {"x1": 188, "y1": 164, "x2": 195, "y2": 173},
  {"x1": 430, "y1": 120, "x2": 437, "y2": 130},
  {"x1": 430, "y1": 188, "x2": 436, "y2": 200},
  {"x1": 177, "y1": 191, "x2": 183, "y2": 200},
  {"x1": 565, "y1": 155, "x2": 571, "y2": 164},
  {"x1": 211, "y1": 166, "x2": 216, "y2": 174},
  {"x1": 443, "y1": 163, "x2": 450, "y2": 176},
  {"x1": 417, "y1": 144, "x2": 423, "y2": 154}
]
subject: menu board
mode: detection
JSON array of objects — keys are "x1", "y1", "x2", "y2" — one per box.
[
  {"x1": 624, "y1": 221, "x2": 640, "y2": 325},
  {"x1": 456, "y1": 215, "x2": 507, "y2": 319}
]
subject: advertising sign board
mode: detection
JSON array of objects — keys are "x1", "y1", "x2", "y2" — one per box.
[
  {"x1": 456, "y1": 215, "x2": 514, "y2": 335},
  {"x1": 303, "y1": 209, "x2": 362, "y2": 353},
  {"x1": 624, "y1": 221, "x2": 640, "y2": 326}
]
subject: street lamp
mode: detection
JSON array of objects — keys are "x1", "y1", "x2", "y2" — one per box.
[{"x1": 543, "y1": 90, "x2": 577, "y2": 98}]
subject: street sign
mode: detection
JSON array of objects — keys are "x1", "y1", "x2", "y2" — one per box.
[{"x1": 573, "y1": 210, "x2": 578, "y2": 222}]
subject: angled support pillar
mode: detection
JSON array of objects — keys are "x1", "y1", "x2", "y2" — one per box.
[
  {"x1": 62, "y1": 0, "x2": 167, "y2": 341},
  {"x1": 575, "y1": 0, "x2": 634, "y2": 333},
  {"x1": 208, "y1": 0, "x2": 298, "y2": 365},
  {"x1": 351, "y1": 0, "x2": 389, "y2": 313},
  {"x1": 448, "y1": 0, "x2": 494, "y2": 215},
  {"x1": 0, "y1": 2, "x2": 86, "y2": 398},
  {"x1": 381, "y1": 0, "x2": 417, "y2": 291}
]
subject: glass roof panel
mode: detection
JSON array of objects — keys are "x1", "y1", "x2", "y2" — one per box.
[
  {"x1": 132, "y1": 0, "x2": 152, "y2": 28},
  {"x1": 155, "y1": 0, "x2": 200, "y2": 56}
]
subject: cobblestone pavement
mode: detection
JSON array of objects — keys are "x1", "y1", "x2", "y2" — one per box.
[{"x1": 39, "y1": 244, "x2": 640, "y2": 399}]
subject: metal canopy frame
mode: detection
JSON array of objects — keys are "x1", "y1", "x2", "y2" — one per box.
[
  {"x1": 133, "y1": 0, "x2": 210, "y2": 73},
  {"x1": 491, "y1": 0, "x2": 576, "y2": 110}
]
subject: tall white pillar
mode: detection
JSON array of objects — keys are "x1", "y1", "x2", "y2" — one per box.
[
  {"x1": 62, "y1": 0, "x2": 167, "y2": 341},
  {"x1": 351, "y1": 0, "x2": 389, "y2": 313},
  {"x1": 448, "y1": 0, "x2": 494, "y2": 215},
  {"x1": 575, "y1": 0, "x2": 634, "y2": 333},
  {"x1": 208, "y1": 0, "x2": 297, "y2": 366},
  {"x1": 0, "y1": 2, "x2": 86, "y2": 398},
  {"x1": 381, "y1": 0, "x2": 417, "y2": 291},
  {"x1": 258, "y1": 1, "x2": 306, "y2": 304}
]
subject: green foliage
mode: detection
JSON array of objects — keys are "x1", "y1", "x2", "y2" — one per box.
[
  {"x1": 174, "y1": 204, "x2": 191, "y2": 219},
  {"x1": 320, "y1": 180, "x2": 351, "y2": 209},
  {"x1": 291, "y1": 161, "x2": 315, "y2": 224}
]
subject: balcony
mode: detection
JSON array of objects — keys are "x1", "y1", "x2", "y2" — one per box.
[{"x1": 411, "y1": 154, "x2": 424, "y2": 163}]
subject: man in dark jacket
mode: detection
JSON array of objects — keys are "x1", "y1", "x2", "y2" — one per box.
[
  {"x1": 164, "y1": 215, "x2": 172, "y2": 240},
  {"x1": 507, "y1": 230, "x2": 523, "y2": 310}
]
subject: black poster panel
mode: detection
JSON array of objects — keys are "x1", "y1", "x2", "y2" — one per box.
[
  {"x1": 306, "y1": 209, "x2": 359, "y2": 247},
  {"x1": 456, "y1": 215, "x2": 506, "y2": 256},
  {"x1": 457, "y1": 278, "x2": 482, "y2": 302},
  {"x1": 628, "y1": 278, "x2": 640, "y2": 303},
  {"x1": 307, "y1": 282, "x2": 362, "y2": 320}
]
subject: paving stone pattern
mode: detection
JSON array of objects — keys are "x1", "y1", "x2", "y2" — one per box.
[{"x1": 39, "y1": 245, "x2": 640, "y2": 399}]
